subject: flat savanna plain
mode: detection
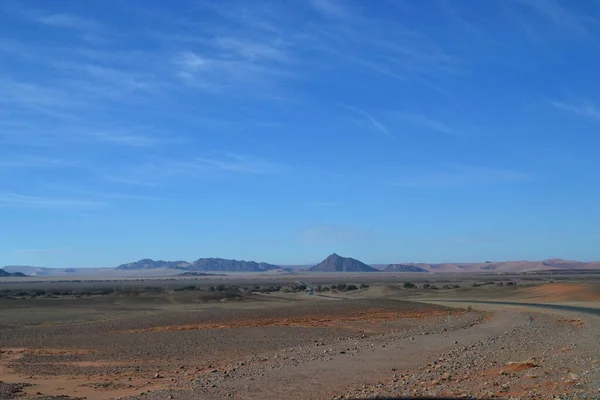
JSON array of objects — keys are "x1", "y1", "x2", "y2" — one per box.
[{"x1": 1, "y1": 274, "x2": 600, "y2": 399}]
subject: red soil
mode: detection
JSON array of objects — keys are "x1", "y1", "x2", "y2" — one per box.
[
  {"x1": 520, "y1": 283, "x2": 600, "y2": 302},
  {"x1": 118, "y1": 308, "x2": 455, "y2": 333}
]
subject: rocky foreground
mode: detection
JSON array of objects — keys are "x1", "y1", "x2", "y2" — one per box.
[
  {"x1": 118, "y1": 309, "x2": 600, "y2": 400},
  {"x1": 1, "y1": 294, "x2": 600, "y2": 399}
]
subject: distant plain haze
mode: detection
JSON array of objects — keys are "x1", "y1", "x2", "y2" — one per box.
[{"x1": 1, "y1": 0, "x2": 600, "y2": 268}]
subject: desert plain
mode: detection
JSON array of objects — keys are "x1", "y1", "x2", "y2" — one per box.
[{"x1": 1, "y1": 273, "x2": 600, "y2": 399}]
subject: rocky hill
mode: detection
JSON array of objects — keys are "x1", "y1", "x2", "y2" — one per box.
[
  {"x1": 117, "y1": 258, "x2": 283, "y2": 272},
  {"x1": 177, "y1": 272, "x2": 226, "y2": 277},
  {"x1": 185, "y1": 258, "x2": 281, "y2": 272},
  {"x1": 309, "y1": 253, "x2": 379, "y2": 272},
  {"x1": 383, "y1": 264, "x2": 428, "y2": 272},
  {"x1": 116, "y1": 259, "x2": 191, "y2": 270},
  {"x1": 0, "y1": 268, "x2": 28, "y2": 277}
]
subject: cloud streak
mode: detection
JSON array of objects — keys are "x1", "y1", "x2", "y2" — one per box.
[
  {"x1": 0, "y1": 155, "x2": 76, "y2": 169},
  {"x1": 393, "y1": 112, "x2": 462, "y2": 137},
  {"x1": 100, "y1": 153, "x2": 286, "y2": 186},
  {"x1": 340, "y1": 104, "x2": 396, "y2": 140},
  {"x1": 0, "y1": 192, "x2": 103, "y2": 209},
  {"x1": 310, "y1": 0, "x2": 349, "y2": 18},
  {"x1": 34, "y1": 13, "x2": 102, "y2": 31},
  {"x1": 389, "y1": 165, "x2": 531, "y2": 189},
  {"x1": 551, "y1": 100, "x2": 600, "y2": 121},
  {"x1": 515, "y1": 0, "x2": 593, "y2": 37}
]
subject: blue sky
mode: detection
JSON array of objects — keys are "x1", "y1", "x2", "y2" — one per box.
[{"x1": 1, "y1": 0, "x2": 600, "y2": 268}]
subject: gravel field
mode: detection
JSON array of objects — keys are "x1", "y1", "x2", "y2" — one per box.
[{"x1": 2, "y1": 282, "x2": 600, "y2": 399}]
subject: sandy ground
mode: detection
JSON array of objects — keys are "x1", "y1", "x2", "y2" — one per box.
[{"x1": 1, "y1": 280, "x2": 600, "y2": 399}]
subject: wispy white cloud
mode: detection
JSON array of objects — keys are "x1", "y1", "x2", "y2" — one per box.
[
  {"x1": 0, "y1": 192, "x2": 103, "y2": 209},
  {"x1": 340, "y1": 104, "x2": 396, "y2": 140},
  {"x1": 0, "y1": 78, "x2": 79, "y2": 111},
  {"x1": 515, "y1": 0, "x2": 594, "y2": 37},
  {"x1": 34, "y1": 13, "x2": 102, "y2": 31},
  {"x1": 68, "y1": 127, "x2": 178, "y2": 148},
  {"x1": 352, "y1": 58, "x2": 407, "y2": 81},
  {"x1": 100, "y1": 153, "x2": 286, "y2": 186},
  {"x1": 0, "y1": 38, "x2": 33, "y2": 58},
  {"x1": 393, "y1": 112, "x2": 460, "y2": 136},
  {"x1": 193, "y1": 153, "x2": 286, "y2": 174},
  {"x1": 84, "y1": 132, "x2": 162, "y2": 147},
  {"x1": 43, "y1": 184, "x2": 159, "y2": 201},
  {"x1": 173, "y1": 46, "x2": 296, "y2": 92},
  {"x1": 389, "y1": 165, "x2": 531, "y2": 189},
  {"x1": 213, "y1": 37, "x2": 289, "y2": 62},
  {"x1": 19, "y1": 9, "x2": 112, "y2": 44},
  {"x1": 0, "y1": 117, "x2": 173, "y2": 148},
  {"x1": 0, "y1": 156, "x2": 77, "y2": 170},
  {"x1": 551, "y1": 100, "x2": 600, "y2": 121},
  {"x1": 310, "y1": 0, "x2": 349, "y2": 18},
  {"x1": 56, "y1": 63, "x2": 154, "y2": 92}
]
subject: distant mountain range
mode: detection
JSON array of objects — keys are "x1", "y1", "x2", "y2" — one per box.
[
  {"x1": 116, "y1": 258, "x2": 284, "y2": 272},
  {"x1": 309, "y1": 253, "x2": 379, "y2": 272},
  {"x1": 2, "y1": 265, "x2": 84, "y2": 276},
  {"x1": 4, "y1": 257, "x2": 600, "y2": 277},
  {"x1": 0, "y1": 268, "x2": 28, "y2": 277},
  {"x1": 378, "y1": 259, "x2": 600, "y2": 273}
]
